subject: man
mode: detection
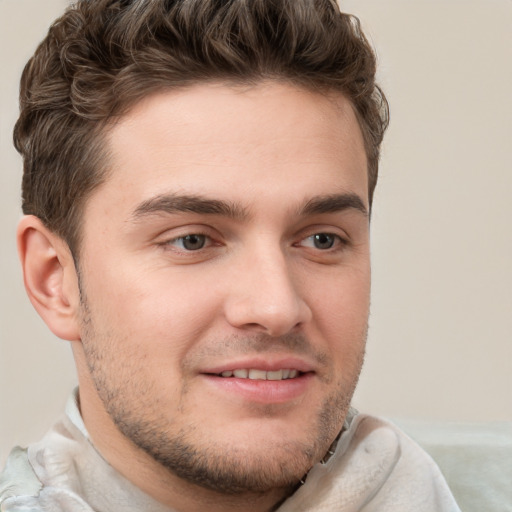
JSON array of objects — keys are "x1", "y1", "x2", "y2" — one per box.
[{"x1": 0, "y1": 0, "x2": 460, "y2": 510}]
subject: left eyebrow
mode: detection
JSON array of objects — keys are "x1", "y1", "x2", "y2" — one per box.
[{"x1": 299, "y1": 193, "x2": 369, "y2": 218}]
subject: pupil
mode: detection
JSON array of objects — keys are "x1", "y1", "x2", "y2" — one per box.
[
  {"x1": 314, "y1": 233, "x2": 334, "y2": 249},
  {"x1": 183, "y1": 235, "x2": 205, "y2": 250}
]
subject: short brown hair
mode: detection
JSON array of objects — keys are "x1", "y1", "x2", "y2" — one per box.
[{"x1": 14, "y1": 0, "x2": 389, "y2": 254}]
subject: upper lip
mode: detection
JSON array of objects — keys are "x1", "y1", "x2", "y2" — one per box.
[{"x1": 200, "y1": 356, "x2": 316, "y2": 375}]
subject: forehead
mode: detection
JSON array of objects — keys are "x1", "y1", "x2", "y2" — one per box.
[{"x1": 92, "y1": 82, "x2": 368, "y2": 218}]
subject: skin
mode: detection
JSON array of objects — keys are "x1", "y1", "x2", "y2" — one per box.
[{"x1": 18, "y1": 82, "x2": 370, "y2": 512}]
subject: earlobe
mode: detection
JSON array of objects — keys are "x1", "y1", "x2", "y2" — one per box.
[{"x1": 17, "y1": 215, "x2": 81, "y2": 342}]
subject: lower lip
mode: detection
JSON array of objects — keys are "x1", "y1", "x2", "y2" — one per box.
[{"x1": 201, "y1": 373, "x2": 314, "y2": 404}]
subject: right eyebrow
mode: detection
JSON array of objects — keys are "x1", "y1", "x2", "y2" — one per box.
[{"x1": 131, "y1": 193, "x2": 249, "y2": 222}]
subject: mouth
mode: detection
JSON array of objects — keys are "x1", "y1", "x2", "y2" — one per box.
[
  {"x1": 215, "y1": 368, "x2": 301, "y2": 380},
  {"x1": 201, "y1": 363, "x2": 314, "y2": 404}
]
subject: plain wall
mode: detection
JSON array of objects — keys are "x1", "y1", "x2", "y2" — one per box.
[{"x1": 1, "y1": 0, "x2": 511, "y2": 466}]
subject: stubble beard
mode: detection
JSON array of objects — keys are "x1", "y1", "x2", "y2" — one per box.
[
  {"x1": 103, "y1": 389, "x2": 353, "y2": 495},
  {"x1": 78, "y1": 293, "x2": 366, "y2": 495}
]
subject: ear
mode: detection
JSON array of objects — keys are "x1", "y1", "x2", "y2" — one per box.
[{"x1": 17, "y1": 215, "x2": 81, "y2": 342}]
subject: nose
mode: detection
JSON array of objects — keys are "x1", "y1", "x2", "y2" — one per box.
[{"x1": 223, "y1": 246, "x2": 312, "y2": 337}]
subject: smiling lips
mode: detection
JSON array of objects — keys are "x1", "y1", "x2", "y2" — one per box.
[
  {"x1": 218, "y1": 369, "x2": 300, "y2": 380},
  {"x1": 204, "y1": 365, "x2": 313, "y2": 403}
]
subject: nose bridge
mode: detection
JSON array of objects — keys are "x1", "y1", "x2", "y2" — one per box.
[{"x1": 224, "y1": 239, "x2": 312, "y2": 336}]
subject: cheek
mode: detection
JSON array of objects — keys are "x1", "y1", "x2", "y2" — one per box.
[
  {"x1": 309, "y1": 265, "x2": 370, "y2": 325},
  {"x1": 306, "y1": 265, "x2": 370, "y2": 372},
  {"x1": 80, "y1": 259, "x2": 224, "y2": 358}
]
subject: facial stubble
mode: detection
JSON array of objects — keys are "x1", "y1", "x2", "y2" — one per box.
[{"x1": 77, "y1": 289, "x2": 366, "y2": 495}]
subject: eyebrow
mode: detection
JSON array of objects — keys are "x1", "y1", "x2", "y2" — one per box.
[
  {"x1": 131, "y1": 192, "x2": 368, "y2": 223},
  {"x1": 300, "y1": 193, "x2": 368, "y2": 218},
  {"x1": 131, "y1": 194, "x2": 248, "y2": 221}
]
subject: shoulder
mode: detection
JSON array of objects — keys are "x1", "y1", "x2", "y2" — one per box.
[
  {"x1": 278, "y1": 412, "x2": 461, "y2": 512},
  {"x1": 0, "y1": 419, "x2": 95, "y2": 512},
  {"x1": 345, "y1": 414, "x2": 461, "y2": 511},
  {"x1": 0, "y1": 446, "x2": 43, "y2": 509}
]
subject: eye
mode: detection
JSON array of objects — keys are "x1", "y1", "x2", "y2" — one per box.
[
  {"x1": 168, "y1": 234, "x2": 209, "y2": 251},
  {"x1": 299, "y1": 233, "x2": 342, "y2": 250}
]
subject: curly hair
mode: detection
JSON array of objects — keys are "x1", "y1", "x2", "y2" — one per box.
[{"x1": 14, "y1": 0, "x2": 389, "y2": 254}]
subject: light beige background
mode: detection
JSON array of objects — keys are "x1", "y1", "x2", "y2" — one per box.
[{"x1": 1, "y1": 0, "x2": 511, "y2": 466}]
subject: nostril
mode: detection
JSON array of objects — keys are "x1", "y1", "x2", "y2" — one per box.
[{"x1": 239, "y1": 322, "x2": 269, "y2": 333}]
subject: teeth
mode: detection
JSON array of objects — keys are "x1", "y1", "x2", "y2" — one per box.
[
  {"x1": 248, "y1": 369, "x2": 267, "y2": 380},
  {"x1": 267, "y1": 370, "x2": 283, "y2": 381},
  {"x1": 220, "y1": 369, "x2": 300, "y2": 380}
]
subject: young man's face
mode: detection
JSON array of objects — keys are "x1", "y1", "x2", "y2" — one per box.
[{"x1": 74, "y1": 82, "x2": 370, "y2": 494}]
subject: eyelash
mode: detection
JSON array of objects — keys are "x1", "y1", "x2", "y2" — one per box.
[
  {"x1": 163, "y1": 231, "x2": 348, "y2": 254},
  {"x1": 166, "y1": 233, "x2": 213, "y2": 252},
  {"x1": 296, "y1": 233, "x2": 347, "y2": 251}
]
